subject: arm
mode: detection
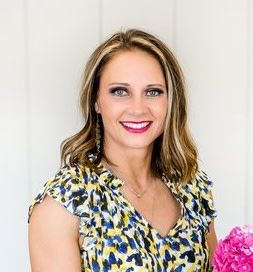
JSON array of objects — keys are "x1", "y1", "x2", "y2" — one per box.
[
  {"x1": 28, "y1": 195, "x2": 82, "y2": 272},
  {"x1": 206, "y1": 220, "x2": 218, "y2": 264}
]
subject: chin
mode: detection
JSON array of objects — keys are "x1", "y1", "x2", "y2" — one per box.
[{"x1": 121, "y1": 140, "x2": 155, "y2": 150}]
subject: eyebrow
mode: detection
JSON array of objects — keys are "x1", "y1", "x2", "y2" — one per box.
[{"x1": 108, "y1": 82, "x2": 166, "y2": 88}]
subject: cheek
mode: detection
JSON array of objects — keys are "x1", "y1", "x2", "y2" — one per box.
[
  {"x1": 99, "y1": 100, "x2": 124, "y2": 122},
  {"x1": 155, "y1": 100, "x2": 168, "y2": 119}
]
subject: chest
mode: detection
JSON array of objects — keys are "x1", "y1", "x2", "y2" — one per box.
[
  {"x1": 78, "y1": 187, "x2": 210, "y2": 271},
  {"x1": 120, "y1": 181, "x2": 182, "y2": 238}
]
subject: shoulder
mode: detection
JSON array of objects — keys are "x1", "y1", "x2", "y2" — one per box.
[
  {"x1": 28, "y1": 173, "x2": 83, "y2": 271},
  {"x1": 28, "y1": 163, "x2": 98, "y2": 223},
  {"x1": 182, "y1": 169, "x2": 214, "y2": 195},
  {"x1": 179, "y1": 168, "x2": 217, "y2": 228}
]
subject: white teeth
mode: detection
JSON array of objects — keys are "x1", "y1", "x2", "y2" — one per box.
[{"x1": 121, "y1": 122, "x2": 150, "y2": 129}]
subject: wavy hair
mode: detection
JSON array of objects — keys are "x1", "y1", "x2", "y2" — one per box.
[{"x1": 60, "y1": 28, "x2": 199, "y2": 184}]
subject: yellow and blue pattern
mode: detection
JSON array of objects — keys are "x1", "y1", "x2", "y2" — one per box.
[{"x1": 28, "y1": 162, "x2": 217, "y2": 271}]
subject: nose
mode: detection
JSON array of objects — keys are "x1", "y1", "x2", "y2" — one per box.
[{"x1": 128, "y1": 96, "x2": 148, "y2": 116}]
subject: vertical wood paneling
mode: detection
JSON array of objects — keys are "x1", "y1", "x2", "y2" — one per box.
[
  {"x1": 27, "y1": 0, "x2": 100, "y2": 195},
  {"x1": 175, "y1": 0, "x2": 248, "y2": 237},
  {"x1": 0, "y1": 2, "x2": 252, "y2": 270},
  {"x1": 0, "y1": 1, "x2": 29, "y2": 271},
  {"x1": 248, "y1": 0, "x2": 253, "y2": 225},
  {"x1": 102, "y1": 0, "x2": 175, "y2": 48}
]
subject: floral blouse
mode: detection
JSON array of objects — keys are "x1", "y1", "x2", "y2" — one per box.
[{"x1": 28, "y1": 162, "x2": 217, "y2": 271}]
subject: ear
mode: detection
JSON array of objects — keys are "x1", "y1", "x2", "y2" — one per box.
[{"x1": 95, "y1": 101, "x2": 100, "y2": 113}]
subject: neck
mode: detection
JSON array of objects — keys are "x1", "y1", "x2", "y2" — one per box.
[{"x1": 102, "y1": 144, "x2": 154, "y2": 188}]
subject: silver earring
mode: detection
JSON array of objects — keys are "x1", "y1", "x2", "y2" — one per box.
[{"x1": 95, "y1": 114, "x2": 101, "y2": 156}]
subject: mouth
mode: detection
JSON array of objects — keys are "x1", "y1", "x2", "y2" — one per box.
[{"x1": 120, "y1": 121, "x2": 152, "y2": 133}]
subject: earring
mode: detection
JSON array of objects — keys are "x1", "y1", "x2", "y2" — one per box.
[{"x1": 95, "y1": 114, "x2": 101, "y2": 156}]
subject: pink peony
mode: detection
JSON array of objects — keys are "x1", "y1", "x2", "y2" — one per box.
[{"x1": 212, "y1": 225, "x2": 253, "y2": 271}]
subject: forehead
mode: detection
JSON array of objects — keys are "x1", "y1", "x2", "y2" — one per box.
[{"x1": 100, "y1": 49, "x2": 165, "y2": 84}]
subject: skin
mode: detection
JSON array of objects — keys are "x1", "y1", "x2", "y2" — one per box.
[
  {"x1": 207, "y1": 221, "x2": 218, "y2": 262},
  {"x1": 95, "y1": 49, "x2": 180, "y2": 236},
  {"x1": 95, "y1": 49, "x2": 168, "y2": 154},
  {"x1": 29, "y1": 196, "x2": 82, "y2": 272},
  {"x1": 29, "y1": 49, "x2": 217, "y2": 271}
]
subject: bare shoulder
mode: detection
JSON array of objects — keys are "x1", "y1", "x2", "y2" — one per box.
[
  {"x1": 29, "y1": 195, "x2": 82, "y2": 272},
  {"x1": 29, "y1": 193, "x2": 80, "y2": 232}
]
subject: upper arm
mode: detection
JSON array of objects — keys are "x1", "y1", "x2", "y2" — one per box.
[
  {"x1": 28, "y1": 195, "x2": 82, "y2": 272},
  {"x1": 206, "y1": 220, "x2": 217, "y2": 263}
]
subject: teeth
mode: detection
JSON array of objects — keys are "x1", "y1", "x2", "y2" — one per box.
[{"x1": 122, "y1": 122, "x2": 150, "y2": 129}]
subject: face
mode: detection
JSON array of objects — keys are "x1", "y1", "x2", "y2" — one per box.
[{"x1": 95, "y1": 49, "x2": 168, "y2": 153}]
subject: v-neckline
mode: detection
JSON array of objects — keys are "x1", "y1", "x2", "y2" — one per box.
[
  {"x1": 117, "y1": 180, "x2": 185, "y2": 239},
  {"x1": 99, "y1": 163, "x2": 185, "y2": 239}
]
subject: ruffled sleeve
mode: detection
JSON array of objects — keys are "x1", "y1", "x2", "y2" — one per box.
[
  {"x1": 181, "y1": 169, "x2": 217, "y2": 231},
  {"x1": 197, "y1": 170, "x2": 217, "y2": 226},
  {"x1": 28, "y1": 164, "x2": 91, "y2": 230}
]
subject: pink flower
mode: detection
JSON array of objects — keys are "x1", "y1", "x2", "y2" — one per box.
[{"x1": 212, "y1": 225, "x2": 253, "y2": 271}]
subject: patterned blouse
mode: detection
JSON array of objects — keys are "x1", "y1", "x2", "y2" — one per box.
[{"x1": 28, "y1": 162, "x2": 217, "y2": 271}]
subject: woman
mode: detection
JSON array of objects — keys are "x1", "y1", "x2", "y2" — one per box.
[{"x1": 28, "y1": 29, "x2": 217, "y2": 271}]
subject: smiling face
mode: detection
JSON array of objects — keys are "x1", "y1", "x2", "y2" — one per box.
[{"x1": 95, "y1": 49, "x2": 168, "y2": 154}]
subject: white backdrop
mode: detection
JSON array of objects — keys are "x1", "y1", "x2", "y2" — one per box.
[{"x1": 0, "y1": 0, "x2": 252, "y2": 271}]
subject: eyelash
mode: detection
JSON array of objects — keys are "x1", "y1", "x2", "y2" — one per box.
[
  {"x1": 146, "y1": 88, "x2": 164, "y2": 96},
  {"x1": 110, "y1": 87, "x2": 128, "y2": 96},
  {"x1": 109, "y1": 87, "x2": 164, "y2": 97}
]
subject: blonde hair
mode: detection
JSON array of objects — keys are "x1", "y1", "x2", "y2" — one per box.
[{"x1": 61, "y1": 28, "x2": 199, "y2": 184}]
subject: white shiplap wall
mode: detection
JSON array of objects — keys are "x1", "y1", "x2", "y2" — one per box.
[
  {"x1": 101, "y1": 0, "x2": 175, "y2": 46},
  {"x1": 0, "y1": 1, "x2": 29, "y2": 271},
  {"x1": 249, "y1": 0, "x2": 253, "y2": 225},
  {"x1": 27, "y1": 0, "x2": 101, "y2": 196},
  {"x1": 0, "y1": 1, "x2": 252, "y2": 271},
  {"x1": 175, "y1": 0, "x2": 249, "y2": 236}
]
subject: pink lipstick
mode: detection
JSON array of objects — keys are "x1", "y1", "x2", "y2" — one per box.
[{"x1": 120, "y1": 121, "x2": 152, "y2": 134}]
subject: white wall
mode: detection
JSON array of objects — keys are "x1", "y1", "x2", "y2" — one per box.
[
  {"x1": 175, "y1": 0, "x2": 249, "y2": 236},
  {"x1": 0, "y1": 1, "x2": 29, "y2": 270},
  {"x1": 0, "y1": 1, "x2": 252, "y2": 271},
  {"x1": 249, "y1": 0, "x2": 253, "y2": 226}
]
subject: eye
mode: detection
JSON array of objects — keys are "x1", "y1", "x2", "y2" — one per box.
[
  {"x1": 146, "y1": 88, "x2": 164, "y2": 97},
  {"x1": 110, "y1": 87, "x2": 128, "y2": 97}
]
